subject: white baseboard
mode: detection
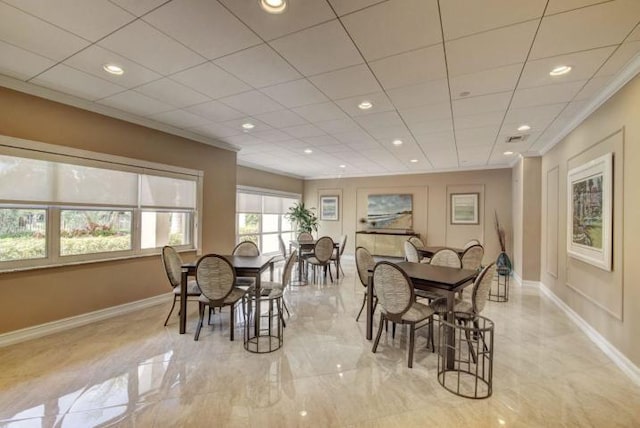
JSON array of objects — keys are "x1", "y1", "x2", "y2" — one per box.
[
  {"x1": 537, "y1": 281, "x2": 640, "y2": 386},
  {"x1": 0, "y1": 293, "x2": 170, "y2": 348},
  {"x1": 512, "y1": 271, "x2": 522, "y2": 286}
]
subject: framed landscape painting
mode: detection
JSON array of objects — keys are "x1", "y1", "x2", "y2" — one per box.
[
  {"x1": 451, "y1": 193, "x2": 479, "y2": 224},
  {"x1": 567, "y1": 153, "x2": 613, "y2": 271},
  {"x1": 367, "y1": 194, "x2": 413, "y2": 229},
  {"x1": 320, "y1": 195, "x2": 339, "y2": 221}
]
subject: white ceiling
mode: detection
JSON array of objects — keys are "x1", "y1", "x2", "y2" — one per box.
[{"x1": 1, "y1": 0, "x2": 639, "y2": 178}]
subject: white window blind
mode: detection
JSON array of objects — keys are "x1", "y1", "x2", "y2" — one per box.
[
  {"x1": 140, "y1": 174, "x2": 196, "y2": 209},
  {"x1": 237, "y1": 192, "x2": 261, "y2": 213},
  {"x1": 56, "y1": 162, "x2": 138, "y2": 206},
  {"x1": 0, "y1": 154, "x2": 54, "y2": 202}
]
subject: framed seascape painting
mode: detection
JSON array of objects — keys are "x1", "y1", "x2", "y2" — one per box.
[
  {"x1": 320, "y1": 195, "x2": 339, "y2": 221},
  {"x1": 450, "y1": 193, "x2": 479, "y2": 225},
  {"x1": 367, "y1": 194, "x2": 413, "y2": 229},
  {"x1": 567, "y1": 153, "x2": 613, "y2": 271}
]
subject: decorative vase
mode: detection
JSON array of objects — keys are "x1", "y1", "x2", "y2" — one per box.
[{"x1": 496, "y1": 251, "x2": 512, "y2": 275}]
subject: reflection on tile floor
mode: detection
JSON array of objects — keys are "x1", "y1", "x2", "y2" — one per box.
[{"x1": 1, "y1": 258, "x2": 639, "y2": 427}]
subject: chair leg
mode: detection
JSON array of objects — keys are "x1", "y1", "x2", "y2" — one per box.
[
  {"x1": 372, "y1": 314, "x2": 385, "y2": 353},
  {"x1": 392, "y1": 322, "x2": 396, "y2": 339},
  {"x1": 408, "y1": 324, "x2": 416, "y2": 368},
  {"x1": 283, "y1": 299, "x2": 290, "y2": 318},
  {"x1": 355, "y1": 294, "x2": 367, "y2": 321},
  {"x1": 373, "y1": 297, "x2": 379, "y2": 314},
  {"x1": 463, "y1": 320, "x2": 477, "y2": 364},
  {"x1": 194, "y1": 302, "x2": 205, "y2": 341},
  {"x1": 327, "y1": 264, "x2": 333, "y2": 282},
  {"x1": 428, "y1": 317, "x2": 435, "y2": 352},
  {"x1": 229, "y1": 304, "x2": 235, "y2": 341},
  {"x1": 164, "y1": 295, "x2": 178, "y2": 326}
]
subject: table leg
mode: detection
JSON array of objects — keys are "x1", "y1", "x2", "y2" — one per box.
[
  {"x1": 254, "y1": 272, "x2": 261, "y2": 337},
  {"x1": 180, "y1": 269, "x2": 188, "y2": 334},
  {"x1": 366, "y1": 274, "x2": 373, "y2": 340},
  {"x1": 270, "y1": 263, "x2": 274, "y2": 281},
  {"x1": 444, "y1": 290, "x2": 455, "y2": 369},
  {"x1": 336, "y1": 249, "x2": 340, "y2": 280}
]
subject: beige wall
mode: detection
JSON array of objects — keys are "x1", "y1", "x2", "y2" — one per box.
[
  {"x1": 0, "y1": 87, "x2": 237, "y2": 333},
  {"x1": 237, "y1": 165, "x2": 303, "y2": 195},
  {"x1": 540, "y1": 74, "x2": 640, "y2": 366},
  {"x1": 512, "y1": 157, "x2": 542, "y2": 281},
  {"x1": 304, "y1": 168, "x2": 513, "y2": 265}
]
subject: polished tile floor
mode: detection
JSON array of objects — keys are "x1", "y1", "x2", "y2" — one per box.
[{"x1": 1, "y1": 259, "x2": 639, "y2": 427}]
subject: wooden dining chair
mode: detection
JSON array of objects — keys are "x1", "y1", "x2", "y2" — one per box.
[
  {"x1": 331, "y1": 234, "x2": 347, "y2": 276},
  {"x1": 355, "y1": 246, "x2": 378, "y2": 321},
  {"x1": 461, "y1": 244, "x2": 484, "y2": 271},
  {"x1": 430, "y1": 248, "x2": 462, "y2": 268},
  {"x1": 161, "y1": 246, "x2": 200, "y2": 326},
  {"x1": 306, "y1": 236, "x2": 335, "y2": 283},
  {"x1": 463, "y1": 239, "x2": 482, "y2": 250},
  {"x1": 404, "y1": 240, "x2": 429, "y2": 264}
]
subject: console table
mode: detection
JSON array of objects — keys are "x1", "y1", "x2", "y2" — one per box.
[{"x1": 355, "y1": 231, "x2": 419, "y2": 257}]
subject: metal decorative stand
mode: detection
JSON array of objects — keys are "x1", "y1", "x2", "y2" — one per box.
[
  {"x1": 243, "y1": 288, "x2": 284, "y2": 353},
  {"x1": 437, "y1": 313, "x2": 494, "y2": 399},
  {"x1": 489, "y1": 267, "x2": 510, "y2": 302}
]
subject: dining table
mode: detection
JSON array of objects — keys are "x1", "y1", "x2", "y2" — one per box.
[
  {"x1": 289, "y1": 239, "x2": 341, "y2": 284},
  {"x1": 416, "y1": 246, "x2": 465, "y2": 259},
  {"x1": 179, "y1": 255, "x2": 276, "y2": 335},
  {"x1": 366, "y1": 261, "x2": 477, "y2": 369}
]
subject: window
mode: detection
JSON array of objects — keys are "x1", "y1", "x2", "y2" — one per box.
[
  {"x1": 0, "y1": 138, "x2": 201, "y2": 270},
  {"x1": 236, "y1": 189, "x2": 299, "y2": 255}
]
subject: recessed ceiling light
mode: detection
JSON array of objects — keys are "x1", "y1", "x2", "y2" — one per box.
[
  {"x1": 260, "y1": 0, "x2": 287, "y2": 14},
  {"x1": 339, "y1": 164, "x2": 346, "y2": 168},
  {"x1": 358, "y1": 101, "x2": 373, "y2": 110},
  {"x1": 304, "y1": 149, "x2": 312, "y2": 154},
  {"x1": 517, "y1": 124, "x2": 531, "y2": 132},
  {"x1": 242, "y1": 123, "x2": 255, "y2": 130},
  {"x1": 392, "y1": 139, "x2": 403, "y2": 146},
  {"x1": 549, "y1": 65, "x2": 572, "y2": 76},
  {"x1": 103, "y1": 64, "x2": 124, "y2": 75},
  {"x1": 503, "y1": 151, "x2": 514, "y2": 155},
  {"x1": 410, "y1": 159, "x2": 418, "y2": 163}
]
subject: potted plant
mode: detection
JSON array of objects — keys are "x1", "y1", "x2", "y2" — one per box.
[
  {"x1": 494, "y1": 211, "x2": 512, "y2": 274},
  {"x1": 285, "y1": 202, "x2": 318, "y2": 235}
]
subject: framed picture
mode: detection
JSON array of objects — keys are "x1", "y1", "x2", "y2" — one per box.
[
  {"x1": 320, "y1": 195, "x2": 339, "y2": 221},
  {"x1": 567, "y1": 153, "x2": 613, "y2": 271},
  {"x1": 367, "y1": 194, "x2": 413, "y2": 229},
  {"x1": 450, "y1": 193, "x2": 479, "y2": 224}
]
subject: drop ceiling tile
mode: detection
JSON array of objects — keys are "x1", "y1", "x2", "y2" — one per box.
[
  {"x1": 398, "y1": 103, "x2": 452, "y2": 124},
  {"x1": 511, "y1": 80, "x2": 586, "y2": 108},
  {"x1": 530, "y1": 1, "x2": 640, "y2": 59},
  {"x1": 220, "y1": 117, "x2": 272, "y2": 133},
  {"x1": 292, "y1": 102, "x2": 348, "y2": 122},
  {"x1": 250, "y1": 129, "x2": 292, "y2": 143},
  {"x1": 64, "y1": 45, "x2": 161, "y2": 88},
  {"x1": 574, "y1": 75, "x2": 612, "y2": 101},
  {"x1": 334, "y1": 92, "x2": 394, "y2": 117},
  {"x1": 149, "y1": 109, "x2": 211, "y2": 128},
  {"x1": 0, "y1": 2, "x2": 89, "y2": 61},
  {"x1": 213, "y1": 44, "x2": 301, "y2": 88},
  {"x1": 276, "y1": 140, "x2": 309, "y2": 150},
  {"x1": 414, "y1": 130, "x2": 455, "y2": 148},
  {"x1": 143, "y1": 0, "x2": 260, "y2": 60},
  {"x1": 452, "y1": 91, "x2": 512, "y2": 117},
  {"x1": 455, "y1": 125, "x2": 500, "y2": 147},
  {"x1": 189, "y1": 122, "x2": 242, "y2": 139},
  {"x1": 282, "y1": 123, "x2": 325, "y2": 138},
  {"x1": 186, "y1": 100, "x2": 245, "y2": 122},
  {"x1": 270, "y1": 20, "x2": 363, "y2": 76},
  {"x1": 328, "y1": 0, "x2": 386, "y2": 16},
  {"x1": 440, "y1": 0, "x2": 545, "y2": 41},
  {"x1": 545, "y1": 0, "x2": 613, "y2": 16},
  {"x1": 340, "y1": 0, "x2": 441, "y2": 61},
  {"x1": 226, "y1": 134, "x2": 266, "y2": 147},
  {"x1": 110, "y1": 0, "x2": 167, "y2": 16},
  {"x1": 355, "y1": 111, "x2": 404, "y2": 130},
  {"x1": 0, "y1": 41, "x2": 55, "y2": 80},
  {"x1": 309, "y1": 64, "x2": 382, "y2": 99},
  {"x1": 446, "y1": 20, "x2": 538, "y2": 76},
  {"x1": 334, "y1": 130, "x2": 378, "y2": 145},
  {"x1": 519, "y1": 46, "x2": 614, "y2": 88},
  {"x1": 171, "y1": 62, "x2": 250, "y2": 99},
  {"x1": 5, "y1": 0, "x2": 134, "y2": 41},
  {"x1": 502, "y1": 103, "x2": 567, "y2": 129},
  {"x1": 99, "y1": 20, "x2": 205, "y2": 75},
  {"x1": 254, "y1": 110, "x2": 308, "y2": 128},
  {"x1": 367, "y1": 126, "x2": 412, "y2": 140},
  {"x1": 302, "y1": 135, "x2": 341, "y2": 147},
  {"x1": 98, "y1": 90, "x2": 174, "y2": 116},
  {"x1": 628, "y1": 23, "x2": 640, "y2": 42},
  {"x1": 369, "y1": 44, "x2": 446, "y2": 90},
  {"x1": 32, "y1": 64, "x2": 125, "y2": 101},
  {"x1": 218, "y1": 90, "x2": 285, "y2": 115},
  {"x1": 259, "y1": 78, "x2": 328, "y2": 108},
  {"x1": 219, "y1": 0, "x2": 336, "y2": 41},
  {"x1": 386, "y1": 79, "x2": 450, "y2": 109},
  {"x1": 408, "y1": 119, "x2": 454, "y2": 135},
  {"x1": 314, "y1": 118, "x2": 361, "y2": 134},
  {"x1": 450, "y1": 63, "x2": 522, "y2": 99},
  {"x1": 596, "y1": 41, "x2": 640, "y2": 77},
  {"x1": 135, "y1": 78, "x2": 209, "y2": 108}
]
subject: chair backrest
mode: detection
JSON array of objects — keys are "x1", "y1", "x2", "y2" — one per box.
[
  {"x1": 461, "y1": 245, "x2": 484, "y2": 271},
  {"x1": 355, "y1": 246, "x2": 375, "y2": 288},
  {"x1": 196, "y1": 254, "x2": 236, "y2": 303},
  {"x1": 404, "y1": 240, "x2": 420, "y2": 263},
  {"x1": 373, "y1": 261, "x2": 414, "y2": 317},
  {"x1": 313, "y1": 236, "x2": 334, "y2": 263},
  {"x1": 430, "y1": 248, "x2": 462, "y2": 268},
  {"x1": 471, "y1": 263, "x2": 497, "y2": 314},
  {"x1": 233, "y1": 241, "x2": 260, "y2": 256},
  {"x1": 161, "y1": 246, "x2": 182, "y2": 288},
  {"x1": 463, "y1": 239, "x2": 481, "y2": 250},
  {"x1": 281, "y1": 250, "x2": 298, "y2": 286},
  {"x1": 408, "y1": 236, "x2": 425, "y2": 248},
  {"x1": 338, "y1": 234, "x2": 348, "y2": 256},
  {"x1": 278, "y1": 235, "x2": 287, "y2": 259},
  {"x1": 298, "y1": 232, "x2": 313, "y2": 241}
]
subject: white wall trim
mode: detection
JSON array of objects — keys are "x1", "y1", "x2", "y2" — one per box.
[
  {"x1": 512, "y1": 271, "x2": 523, "y2": 286},
  {"x1": 536, "y1": 281, "x2": 640, "y2": 387},
  {"x1": 0, "y1": 293, "x2": 170, "y2": 348}
]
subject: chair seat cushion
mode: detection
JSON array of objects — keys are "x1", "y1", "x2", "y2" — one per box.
[
  {"x1": 174, "y1": 279, "x2": 200, "y2": 296},
  {"x1": 430, "y1": 297, "x2": 472, "y2": 314},
  {"x1": 306, "y1": 257, "x2": 325, "y2": 265},
  {"x1": 246, "y1": 285, "x2": 284, "y2": 299},
  {"x1": 415, "y1": 289, "x2": 440, "y2": 300},
  {"x1": 402, "y1": 301, "x2": 434, "y2": 323},
  {"x1": 198, "y1": 287, "x2": 246, "y2": 305}
]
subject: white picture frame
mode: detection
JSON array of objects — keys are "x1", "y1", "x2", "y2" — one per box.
[
  {"x1": 450, "y1": 193, "x2": 479, "y2": 225},
  {"x1": 567, "y1": 153, "x2": 613, "y2": 271},
  {"x1": 320, "y1": 195, "x2": 339, "y2": 221}
]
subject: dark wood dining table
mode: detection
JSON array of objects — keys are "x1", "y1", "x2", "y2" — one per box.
[
  {"x1": 289, "y1": 239, "x2": 341, "y2": 283},
  {"x1": 179, "y1": 255, "x2": 276, "y2": 335},
  {"x1": 416, "y1": 246, "x2": 465, "y2": 259},
  {"x1": 366, "y1": 261, "x2": 477, "y2": 368}
]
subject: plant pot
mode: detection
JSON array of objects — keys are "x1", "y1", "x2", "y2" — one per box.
[{"x1": 496, "y1": 251, "x2": 512, "y2": 275}]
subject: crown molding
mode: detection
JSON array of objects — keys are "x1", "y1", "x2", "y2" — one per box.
[
  {"x1": 237, "y1": 159, "x2": 305, "y2": 180},
  {"x1": 0, "y1": 75, "x2": 240, "y2": 153},
  {"x1": 303, "y1": 163, "x2": 512, "y2": 180}
]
